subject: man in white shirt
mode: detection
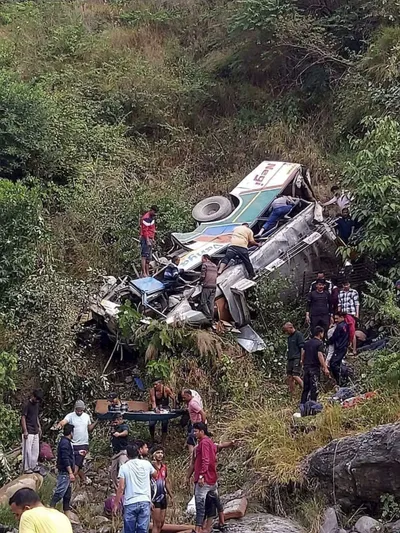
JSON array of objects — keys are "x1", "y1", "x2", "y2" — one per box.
[
  {"x1": 322, "y1": 186, "x2": 352, "y2": 211},
  {"x1": 58, "y1": 400, "x2": 98, "y2": 484},
  {"x1": 113, "y1": 443, "x2": 157, "y2": 533}
]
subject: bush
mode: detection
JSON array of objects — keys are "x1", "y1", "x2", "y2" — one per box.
[{"x1": 0, "y1": 180, "x2": 43, "y2": 305}]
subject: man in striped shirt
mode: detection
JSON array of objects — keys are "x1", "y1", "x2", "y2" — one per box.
[{"x1": 338, "y1": 281, "x2": 360, "y2": 353}]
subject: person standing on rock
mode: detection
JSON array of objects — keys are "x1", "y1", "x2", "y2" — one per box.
[
  {"x1": 110, "y1": 413, "x2": 129, "y2": 489},
  {"x1": 21, "y1": 389, "x2": 43, "y2": 474},
  {"x1": 199, "y1": 254, "x2": 218, "y2": 322},
  {"x1": 301, "y1": 326, "x2": 330, "y2": 405},
  {"x1": 283, "y1": 322, "x2": 304, "y2": 396},
  {"x1": 57, "y1": 400, "x2": 98, "y2": 485},
  {"x1": 10, "y1": 488, "x2": 73, "y2": 533},
  {"x1": 113, "y1": 444, "x2": 157, "y2": 533},
  {"x1": 50, "y1": 423, "x2": 75, "y2": 516}
]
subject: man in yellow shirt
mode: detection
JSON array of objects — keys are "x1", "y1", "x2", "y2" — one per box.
[
  {"x1": 218, "y1": 223, "x2": 261, "y2": 278},
  {"x1": 9, "y1": 488, "x2": 72, "y2": 533}
]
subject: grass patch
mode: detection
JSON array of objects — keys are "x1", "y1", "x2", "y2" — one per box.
[
  {"x1": 223, "y1": 390, "x2": 400, "y2": 493},
  {"x1": 0, "y1": 504, "x2": 17, "y2": 527}
]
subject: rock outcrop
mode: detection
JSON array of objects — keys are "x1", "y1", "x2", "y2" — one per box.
[
  {"x1": 0, "y1": 474, "x2": 43, "y2": 506},
  {"x1": 304, "y1": 423, "x2": 400, "y2": 507},
  {"x1": 226, "y1": 514, "x2": 304, "y2": 533}
]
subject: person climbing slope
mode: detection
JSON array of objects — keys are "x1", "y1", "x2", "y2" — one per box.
[{"x1": 151, "y1": 446, "x2": 173, "y2": 533}]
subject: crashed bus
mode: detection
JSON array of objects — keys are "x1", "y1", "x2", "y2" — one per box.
[{"x1": 88, "y1": 161, "x2": 338, "y2": 352}]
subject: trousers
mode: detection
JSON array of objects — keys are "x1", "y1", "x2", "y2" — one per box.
[
  {"x1": 262, "y1": 205, "x2": 293, "y2": 232},
  {"x1": 221, "y1": 246, "x2": 254, "y2": 277},
  {"x1": 195, "y1": 482, "x2": 218, "y2": 526},
  {"x1": 200, "y1": 287, "x2": 216, "y2": 320},
  {"x1": 301, "y1": 367, "x2": 320, "y2": 404},
  {"x1": 330, "y1": 349, "x2": 347, "y2": 385},
  {"x1": 22, "y1": 434, "x2": 39, "y2": 472},
  {"x1": 111, "y1": 450, "x2": 128, "y2": 488},
  {"x1": 123, "y1": 501, "x2": 151, "y2": 533},
  {"x1": 50, "y1": 473, "x2": 72, "y2": 511}
]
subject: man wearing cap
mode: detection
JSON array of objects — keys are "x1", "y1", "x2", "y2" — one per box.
[
  {"x1": 57, "y1": 400, "x2": 98, "y2": 484},
  {"x1": 21, "y1": 389, "x2": 44, "y2": 473}
]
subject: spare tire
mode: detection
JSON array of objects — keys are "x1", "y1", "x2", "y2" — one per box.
[{"x1": 192, "y1": 196, "x2": 233, "y2": 223}]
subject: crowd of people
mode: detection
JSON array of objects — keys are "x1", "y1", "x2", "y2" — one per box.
[
  {"x1": 16, "y1": 381, "x2": 235, "y2": 533},
  {"x1": 284, "y1": 271, "x2": 362, "y2": 406}
]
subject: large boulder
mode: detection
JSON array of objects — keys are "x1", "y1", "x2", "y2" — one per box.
[
  {"x1": 353, "y1": 516, "x2": 381, "y2": 533},
  {"x1": 0, "y1": 474, "x2": 43, "y2": 506},
  {"x1": 304, "y1": 423, "x2": 400, "y2": 507},
  {"x1": 320, "y1": 508, "x2": 339, "y2": 533},
  {"x1": 222, "y1": 513, "x2": 304, "y2": 533}
]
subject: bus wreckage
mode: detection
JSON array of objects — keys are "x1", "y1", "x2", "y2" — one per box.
[{"x1": 87, "y1": 161, "x2": 339, "y2": 353}]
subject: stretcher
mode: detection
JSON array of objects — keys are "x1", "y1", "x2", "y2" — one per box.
[{"x1": 95, "y1": 400, "x2": 185, "y2": 422}]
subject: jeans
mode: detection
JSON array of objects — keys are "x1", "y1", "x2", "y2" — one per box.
[
  {"x1": 220, "y1": 245, "x2": 254, "y2": 278},
  {"x1": 22, "y1": 433, "x2": 39, "y2": 472},
  {"x1": 200, "y1": 287, "x2": 216, "y2": 320},
  {"x1": 310, "y1": 314, "x2": 330, "y2": 335},
  {"x1": 50, "y1": 473, "x2": 72, "y2": 511},
  {"x1": 301, "y1": 367, "x2": 320, "y2": 404},
  {"x1": 149, "y1": 419, "x2": 169, "y2": 440},
  {"x1": 195, "y1": 482, "x2": 217, "y2": 526},
  {"x1": 124, "y1": 501, "x2": 151, "y2": 533},
  {"x1": 262, "y1": 205, "x2": 293, "y2": 232}
]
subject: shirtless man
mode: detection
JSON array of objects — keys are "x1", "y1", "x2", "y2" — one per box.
[{"x1": 149, "y1": 379, "x2": 175, "y2": 446}]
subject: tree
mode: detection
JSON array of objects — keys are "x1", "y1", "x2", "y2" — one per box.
[{"x1": 343, "y1": 116, "x2": 400, "y2": 277}]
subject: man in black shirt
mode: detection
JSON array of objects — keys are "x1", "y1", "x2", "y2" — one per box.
[
  {"x1": 301, "y1": 326, "x2": 330, "y2": 405},
  {"x1": 306, "y1": 280, "x2": 332, "y2": 335},
  {"x1": 21, "y1": 389, "x2": 43, "y2": 473},
  {"x1": 283, "y1": 322, "x2": 304, "y2": 395},
  {"x1": 328, "y1": 312, "x2": 350, "y2": 385},
  {"x1": 110, "y1": 413, "x2": 129, "y2": 489}
]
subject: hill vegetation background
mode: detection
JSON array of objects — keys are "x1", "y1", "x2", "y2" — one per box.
[{"x1": 0, "y1": 0, "x2": 400, "y2": 530}]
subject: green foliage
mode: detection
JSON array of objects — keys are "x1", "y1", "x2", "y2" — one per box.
[
  {"x1": 0, "y1": 404, "x2": 20, "y2": 450},
  {"x1": 367, "y1": 351, "x2": 400, "y2": 391},
  {"x1": 252, "y1": 277, "x2": 304, "y2": 379},
  {"x1": 362, "y1": 274, "x2": 400, "y2": 336},
  {"x1": 0, "y1": 180, "x2": 43, "y2": 303},
  {"x1": 146, "y1": 359, "x2": 171, "y2": 381},
  {"x1": 343, "y1": 116, "x2": 400, "y2": 275},
  {"x1": 117, "y1": 301, "x2": 141, "y2": 341},
  {"x1": 381, "y1": 493, "x2": 400, "y2": 521},
  {"x1": 229, "y1": 0, "x2": 294, "y2": 34},
  {"x1": 0, "y1": 351, "x2": 17, "y2": 394}
]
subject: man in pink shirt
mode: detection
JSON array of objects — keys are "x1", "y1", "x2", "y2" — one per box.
[{"x1": 182, "y1": 390, "x2": 207, "y2": 455}]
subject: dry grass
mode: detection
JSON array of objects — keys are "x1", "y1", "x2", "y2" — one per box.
[{"x1": 222, "y1": 392, "x2": 400, "y2": 493}]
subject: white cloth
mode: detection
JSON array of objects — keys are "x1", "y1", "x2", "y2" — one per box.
[
  {"x1": 22, "y1": 434, "x2": 39, "y2": 472},
  {"x1": 191, "y1": 390, "x2": 203, "y2": 408},
  {"x1": 119, "y1": 458, "x2": 155, "y2": 505},
  {"x1": 326, "y1": 325, "x2": 336, "y2": 364},
  {"x1": 323, "y1": 191, "x2": 352, "y2": 210},
  {"x1": 64, "y1": 412, "x2": 91, "y2": 446}
]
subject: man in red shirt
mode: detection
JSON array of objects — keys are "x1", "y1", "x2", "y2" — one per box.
[
  {"x1": 191, "y1": 422, "x2": 218, "y2": 533},
  {"x1": 139, "y1": 205, "x2": 158, "y2": 277}
]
